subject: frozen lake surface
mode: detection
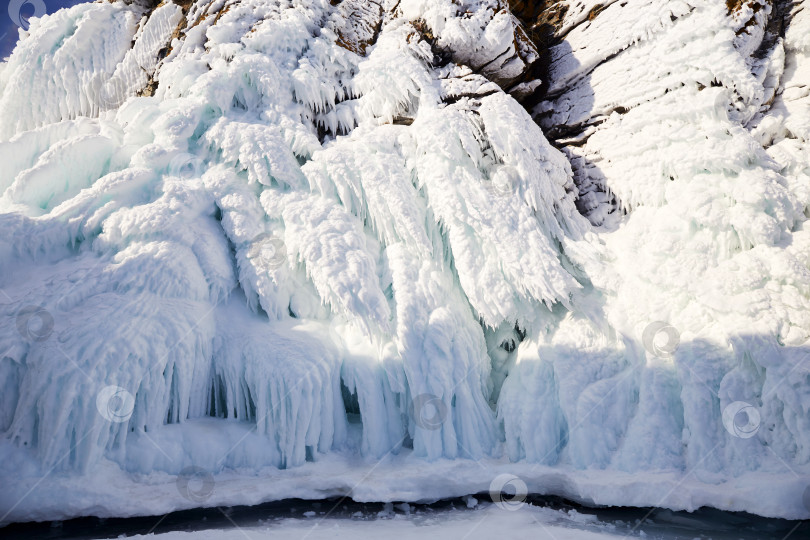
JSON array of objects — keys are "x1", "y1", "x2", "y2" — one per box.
[{"x1": 1, "y1": 496, "x2": 806, "y2": 540}]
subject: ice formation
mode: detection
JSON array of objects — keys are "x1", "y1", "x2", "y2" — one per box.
[{"x1": 1, "y1": 0, "x2": 809, "y2": 523}]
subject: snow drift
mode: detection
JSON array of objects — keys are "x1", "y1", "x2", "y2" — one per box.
[{"x1": 1, "y1": 0, "x2": 809, "y2": 523}]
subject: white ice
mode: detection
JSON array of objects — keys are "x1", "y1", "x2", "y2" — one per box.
[{"x1": 0, "y1": 0, "x2": 809, "y2": 525}]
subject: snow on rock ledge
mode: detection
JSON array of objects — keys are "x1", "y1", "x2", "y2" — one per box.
[{"x1": 0, "y1": 0, "x2": 809, "y2": 523}]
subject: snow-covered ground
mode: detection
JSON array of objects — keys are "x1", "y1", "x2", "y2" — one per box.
[
  {"x1": 3, "y1": 497, "x2": 805, "y2": 540},
  {"x1": 1, "y1": 0, "x2": 810, "y2": 527},
  {"x1": 2, "y1": 434, "x2": 809, "y2": 524},
  {"x1": 116, "y1": 505, "x2": 682, "y2": 540}
]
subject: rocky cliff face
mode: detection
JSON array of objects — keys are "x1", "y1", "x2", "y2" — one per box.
[{"x1": 525, "y1": 0, "x2": 809, "y2": 228}]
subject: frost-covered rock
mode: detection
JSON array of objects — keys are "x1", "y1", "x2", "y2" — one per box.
[{"x1": 0, "y1": 0, "x2": 809, "y2": 523}]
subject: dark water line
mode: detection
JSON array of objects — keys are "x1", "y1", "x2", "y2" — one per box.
[{"x1": 0, "y1": 495, "x2": 807, "y2": 540}]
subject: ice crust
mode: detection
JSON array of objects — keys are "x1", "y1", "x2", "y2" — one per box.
[{"x1": 0, "y1": 0, "x2": 809, "y2": 523}]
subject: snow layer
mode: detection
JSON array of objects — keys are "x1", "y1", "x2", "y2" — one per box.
[
  {"x1": 121, "y1": 502, "x2": 632, "y2": 540},
  {"x1": 1, "y1": 0, "x2": 809, "y2": 524}
]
